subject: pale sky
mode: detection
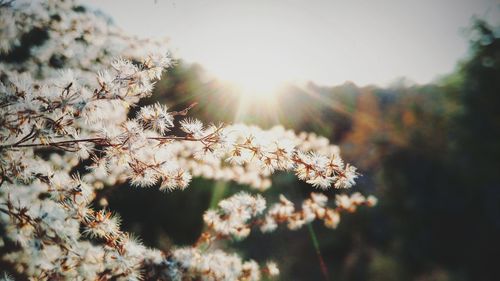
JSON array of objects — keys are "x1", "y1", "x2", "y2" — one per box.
[{"x1": 86, "y1": 0, "x2": 499, "y2": 87}]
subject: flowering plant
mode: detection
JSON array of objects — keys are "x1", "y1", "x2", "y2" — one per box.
[{"x1": 0, "y1": 1, "x2": 376, "y2": 280}]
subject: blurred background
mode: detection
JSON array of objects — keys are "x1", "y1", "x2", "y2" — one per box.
[{"x1": 87, "y1": 1, "x2": 499, "y2": 280}]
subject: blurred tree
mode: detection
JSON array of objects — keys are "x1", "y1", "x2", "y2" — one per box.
[{"x1": 379, "y1": 19, "x2": 500, "y2": 281}]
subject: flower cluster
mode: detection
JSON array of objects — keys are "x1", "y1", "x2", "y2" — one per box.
[
  {"x1": 171, "y1": 248, "x2": 279, "y2": 281},
  {"x1": 168, "y1": 191, "x2": 376, "y2": 280},
  {"x1": 0, "y1": 1, "x2": 377, "y2": 280},
  {"x1": 200, "y1": 191, "x2": 377, "y2": 240},
  {"x1": 261, "y1": 192, "x2": 377, "y2": 231},
  {"x1": 203, "y1": 192, "x2": 266, "y2": 239}
]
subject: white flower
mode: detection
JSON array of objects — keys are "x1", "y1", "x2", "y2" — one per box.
[
  {"x1": 287, "y1": 215, "x2": 306, "y2": 230},
  {"x1": 335, "y1": 194, "x2": 353, "y2": 210},
  {"x1": 350, "y1": 192, "x2": 366, "y2": 204},
  {"x1": 307, "y1": 175, "x2": 334, "y2": 189},
  {"x1": 83, "y1": 210, "x2": 121, "y2": 239},
  {"x1": 265, "y1": 261, "x2": 280, "y2": 277},
  {"x1": 324, "y1": 209, "x2": 340, "y2": 229},
  {"x1": 203, "y1": 210, "x2": 220, "y2": 226},
  {"x1": 145, "y1": 53, "x2": 170, "y2": 79},
  {"x1": 310, "y1": 192, "x2": 328, "y2": 206},
  {"x1": 268, "y1": 195, "x2": 295, "y2": 219},
  {"x1": 334, "y1": 164, "x2": 358, "y2": 189},
  {"x1": 137, "y1": 103, "x2": 174, "y2": 134},
  {"x1": 260, "y1": 216, "x2": 278, "y2": 233},
  {"x1": 242, "y1": 260, "x2": 261, "y2": 281},
  {"x1": 129, "y1": 168, "x2": 158, "y2": 188},
  {"x1": 112, "y1": 57, "x2": 137, "y2": 77},
  {"x1": 367, "y1": 195, "x2": 378, "y2": 206},
  {"x1": 180, "y1": 118, "x2": 204, "y2": 137},
  {"x1": 232, "y1": 226, "x2": 251, "y2": 240}
]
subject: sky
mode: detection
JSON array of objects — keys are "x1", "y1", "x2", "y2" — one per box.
[{"x1": 86, "y1": 0, "x2": 499, "y2": 87}]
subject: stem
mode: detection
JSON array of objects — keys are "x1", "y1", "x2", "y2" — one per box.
[
  {"x1": 209, "y1": 181, "x2": 228, "y2": 209},
  {"x1": 196, "y1": 181, "x2": 227, "y2": 252},
  {"x1": 0, "y1": 104, "x2": 200, "y2": 150},
  {"x1": 307, "y1": 223, "x2": 330, "y2": 281},
  {"x1": 0, "y1": 138, "x2": 105, "y2": 149},
  {"x1": 0, "y1": 136, "x2": 199, "y2": 150}
]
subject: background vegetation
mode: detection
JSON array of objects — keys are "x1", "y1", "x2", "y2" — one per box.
[{"x1": 96, "y1": 20, "x2": 500, "y2": 281}]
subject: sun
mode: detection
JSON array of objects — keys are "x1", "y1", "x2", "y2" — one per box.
[
  {"x1": 195, "y1": 33, "x2": 300, "y2": 122},
  {"x1": 206, "y1": 56, "x2": 290, "y2": 122},
  {"x1": 213, "y1": 59, "x2": 287, "y2": 101}
]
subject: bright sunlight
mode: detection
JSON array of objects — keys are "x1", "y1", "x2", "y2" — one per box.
[{"x1": 204, "y1": 36, "x2": 295, "y2": 101}]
